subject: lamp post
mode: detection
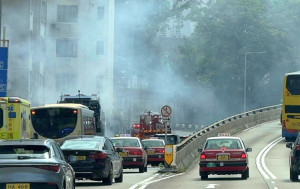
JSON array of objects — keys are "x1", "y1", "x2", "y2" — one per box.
[{"x1": 244, "y1": 51, "x2": 266, "y2": 112}]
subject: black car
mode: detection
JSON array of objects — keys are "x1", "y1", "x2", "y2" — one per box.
[
  {"x1": 59, "y1": 135, "x2": 123, "y2": 185},
  {"x1": 286, "y1": 134, "x2": 300, "y2": 181},
  {"x1": 0, "y1": 139, "x2": 75, "y2": 189}
]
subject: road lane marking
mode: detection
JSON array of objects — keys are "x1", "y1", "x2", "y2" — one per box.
[
  {"x1": 129, "y1": 173, "x2": 159, "y2": 189},
  {"x1": 256, "y1": 137, "x2": 283, "y2": 180},
  {"x1": 261, "y1": 138, "x2": 283, "y2": 179},
  {"x1": 205, "y1": 184, "x2": 219, "y2": 188},
  {"x1": 137, "y1": 173, "x2": 184, "y2": 189}
]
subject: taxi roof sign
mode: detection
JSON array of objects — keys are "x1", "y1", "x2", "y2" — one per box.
[
  {"x1": 120, "y1": 134, "x2": 131, "y2": 137},
  {"x1": 217, "y1": 133, "x2": 231, "y2": 137}
]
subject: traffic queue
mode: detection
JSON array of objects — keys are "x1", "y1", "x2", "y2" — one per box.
[{"x1": 0, "y1": 134, "x2": 174, "y2": 188}]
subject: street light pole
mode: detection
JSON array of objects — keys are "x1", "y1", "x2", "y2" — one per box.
[{"x1": 244, "y1": 51, "x2": 266, "y2": 112}]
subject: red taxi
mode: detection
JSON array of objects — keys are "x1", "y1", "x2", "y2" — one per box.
[
  {"x1": 111, "y1": 136, "x2": 148, "y2": 173},
  {"x1": 141, "y1": 138, "x2": 165, "y2": 166},
  {"x1": 198, "y1": 134, "x2": 252, "y2": 180}
]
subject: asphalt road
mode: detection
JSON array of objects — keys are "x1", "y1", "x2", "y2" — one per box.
[{"x1": 77, "y1": 120, "x2": 297, "y2": 189}]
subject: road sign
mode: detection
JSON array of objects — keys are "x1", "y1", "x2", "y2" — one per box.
[
  {"x1": 0, "y1": 47, "x2": 8, "y2": 97},
  {"x1": 161, "y1": 105, "x2": 172, "y2": 117},
  {"x1": 164, "y1": 144, "x2": 173, "y2": 165}
]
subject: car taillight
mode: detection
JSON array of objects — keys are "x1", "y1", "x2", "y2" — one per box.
[
  {"x1": 89, "y1": 152, "x2": 107, "y2": 159},
  {"x1": 156, "y1": 149, "x2": 165, "y2": 153},
  {"x1": 200, "y1": 153, "x2": 206, "y2": 159},
  {"x1": 38, "y1": 165, "x2": 60, "y2": 172},
  {"x1": 241, "y1": 153, "x2": 247, "y2": 159},
  {"x1": 130, "y1": 149, "x2": 143, "y2": 156}
]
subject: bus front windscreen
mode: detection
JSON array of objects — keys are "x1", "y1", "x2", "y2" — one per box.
[
  {"x1": 31, "y1": 108, "x2": 77, "y2": 139},
  {"x1": 286, "y1": 75, "x2": 300, "y2": 95}
]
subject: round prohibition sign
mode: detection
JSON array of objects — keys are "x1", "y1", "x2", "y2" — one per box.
[{"x1": 161, "y1": 105, "x2": 172, "y2": 117}]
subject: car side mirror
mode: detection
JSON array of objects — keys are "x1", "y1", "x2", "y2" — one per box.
[
  {"x1": 246, "y1": 148, "x2": 252, "y2": 152},
  {"x1": 144, "y1": 146, "x2": 148, "y2": 150},
  {"x1": 69, "y1": 155, "x2": 77, "y2": 163},
  {"x1": 286, "y1": 142, "x2": 293, "y2": 149},
  {"x1": 198, "y1": 148, "x2": 202, "y2": 152}
]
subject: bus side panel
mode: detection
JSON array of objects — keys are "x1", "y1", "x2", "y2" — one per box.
[{"x1": 81, "y1": 108, "x2": 96, "y2": 135}]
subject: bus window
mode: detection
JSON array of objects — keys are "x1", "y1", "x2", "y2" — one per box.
[
  {"x1": 0, "y1": 108, "x2": 3, "y2": 129},
  {"x1": 286, "y1": 75, "x2": 300, "y2": 95}
]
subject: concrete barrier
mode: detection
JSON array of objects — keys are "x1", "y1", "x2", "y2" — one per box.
[{"x1": 171, "y1": 104, "x2": 281, "y2": 171}]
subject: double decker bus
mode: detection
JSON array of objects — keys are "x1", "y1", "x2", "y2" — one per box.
[
  {"x1": 0, "y1": 97, "x2": 34, "y2": 139},
  {"x1": 30, "y1": 103, "x2": 96, "y2": 142},
  {"x1": 281, "y1": 71, "x2": 300, "y2": 140}
]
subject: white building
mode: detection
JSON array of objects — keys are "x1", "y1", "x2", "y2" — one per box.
[{"x1": 45, "y1": 0, "x2": 114, "y2": 115}]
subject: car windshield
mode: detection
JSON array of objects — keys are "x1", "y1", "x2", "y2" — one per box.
[
  {"x1": 142, "y1": 140, "x2": 164, "y2": 147},
  {"x1": 0, "y1": 145, "x2": 50, "y2": 159},
  {"x1": 205, "y1": 139, "x2": 243, "y2": 149},
  {"x1": 111, "y1": 139, "x2": 140, "y2": 147},
  {"x1": 60, "y1": 140, "x2": 101, "y2": 150}
]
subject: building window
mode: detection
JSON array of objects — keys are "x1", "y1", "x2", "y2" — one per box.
[
  {"x1": 97, "y1": 7, "x2": 104, "y2": 20},
  {"x1": 96, "y1": 41, "x2": 104, "y2": 55},
  {"x1": 57, "y1": 5, "x2": 78, "y2": 22},
  {"x1": 56, "y1": 74, "x2": 77, "y2": 92},
  {"x1": 56, "y1": 39, "x2": 77, "y2": 57}
]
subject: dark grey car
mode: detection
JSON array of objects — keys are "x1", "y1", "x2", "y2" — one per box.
[
  {"x1": 0, "y1": 139, "x2": 75, "y2": 189},
  {"x1": 286, "y1": 134, "x2": 300, "y2": 181}
]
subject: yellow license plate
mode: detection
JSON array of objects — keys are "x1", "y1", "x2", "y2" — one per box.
[
  {"x1": 6, "y1": 183, "x2": 30, "y2": 189},
  {"x1": 76, "y1": 156, "x2": 86, "y2": 161},
  {"x1": 217, "y1": 154, "x2": 229, "y2": 161},
  {"x1": 119, "y1": 152, "x2": 128, "y2": 157},
  {"x1": 147, "y1": 150, "x2": 155, "y2": 155}
]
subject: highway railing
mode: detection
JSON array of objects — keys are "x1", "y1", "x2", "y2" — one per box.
[{"x1": 171, "y1": 104, "x2": 282, "y2": 171}]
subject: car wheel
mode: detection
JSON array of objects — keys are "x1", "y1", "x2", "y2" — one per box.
[
  {"x1": 139, "y1": 166, "x2": 144, "y2": 173},
  {"x1": 144, "y1": 165, "x2": 148, "y2": 172},
  {"x1": 241, "y1": 168, "x2": 249, "y2": 180},
  {"x1": 290, "y1": 168, "x2": 298, "y2": 182},
  {"x1": 115, "y1": 166, "x2": 123, "y2": 183},
  {"x1": 103, "y1": 165, "x2": 113, "y2": 185},
  {"x1": 200, "y1": 171, "x2": 208, "y2": 180}
]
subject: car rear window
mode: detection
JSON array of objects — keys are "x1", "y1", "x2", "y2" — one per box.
[
  {"x1": 142, "y1": 140, "x2": 164, "y2": 147},
  {"x1": 0, "y1": 145, "x2": 50, "y2": 159},
  {"x1": 60, "y1": 140, "x2": 101, "y2": 150},
  {"x1": 205, "y1": 139, "x2": 242, "y2": 149},
  {"x1": 111, "y1": 139, "x2": 140, "y2": 147}
]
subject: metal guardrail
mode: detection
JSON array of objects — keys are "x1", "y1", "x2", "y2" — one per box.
[{"x1": 171, "y1": 104, "x2": 282, "y2": 171}]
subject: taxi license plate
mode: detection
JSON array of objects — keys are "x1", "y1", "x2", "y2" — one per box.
[
  {"x1": 147, "y1": 150, "x2": 155, "y2": 155},
  {"x1": 76, "y1": 156, "x2": 86, "y2": 161},
  {"x1": 6, "y1": 183, "x2": 30, "y2": 189},
  {"x1": 119, "y1": 152, "x2": 128, "y2": 157},
  {"x1": 217, "y1": 154, "x2": 229, "y2": 161}
]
